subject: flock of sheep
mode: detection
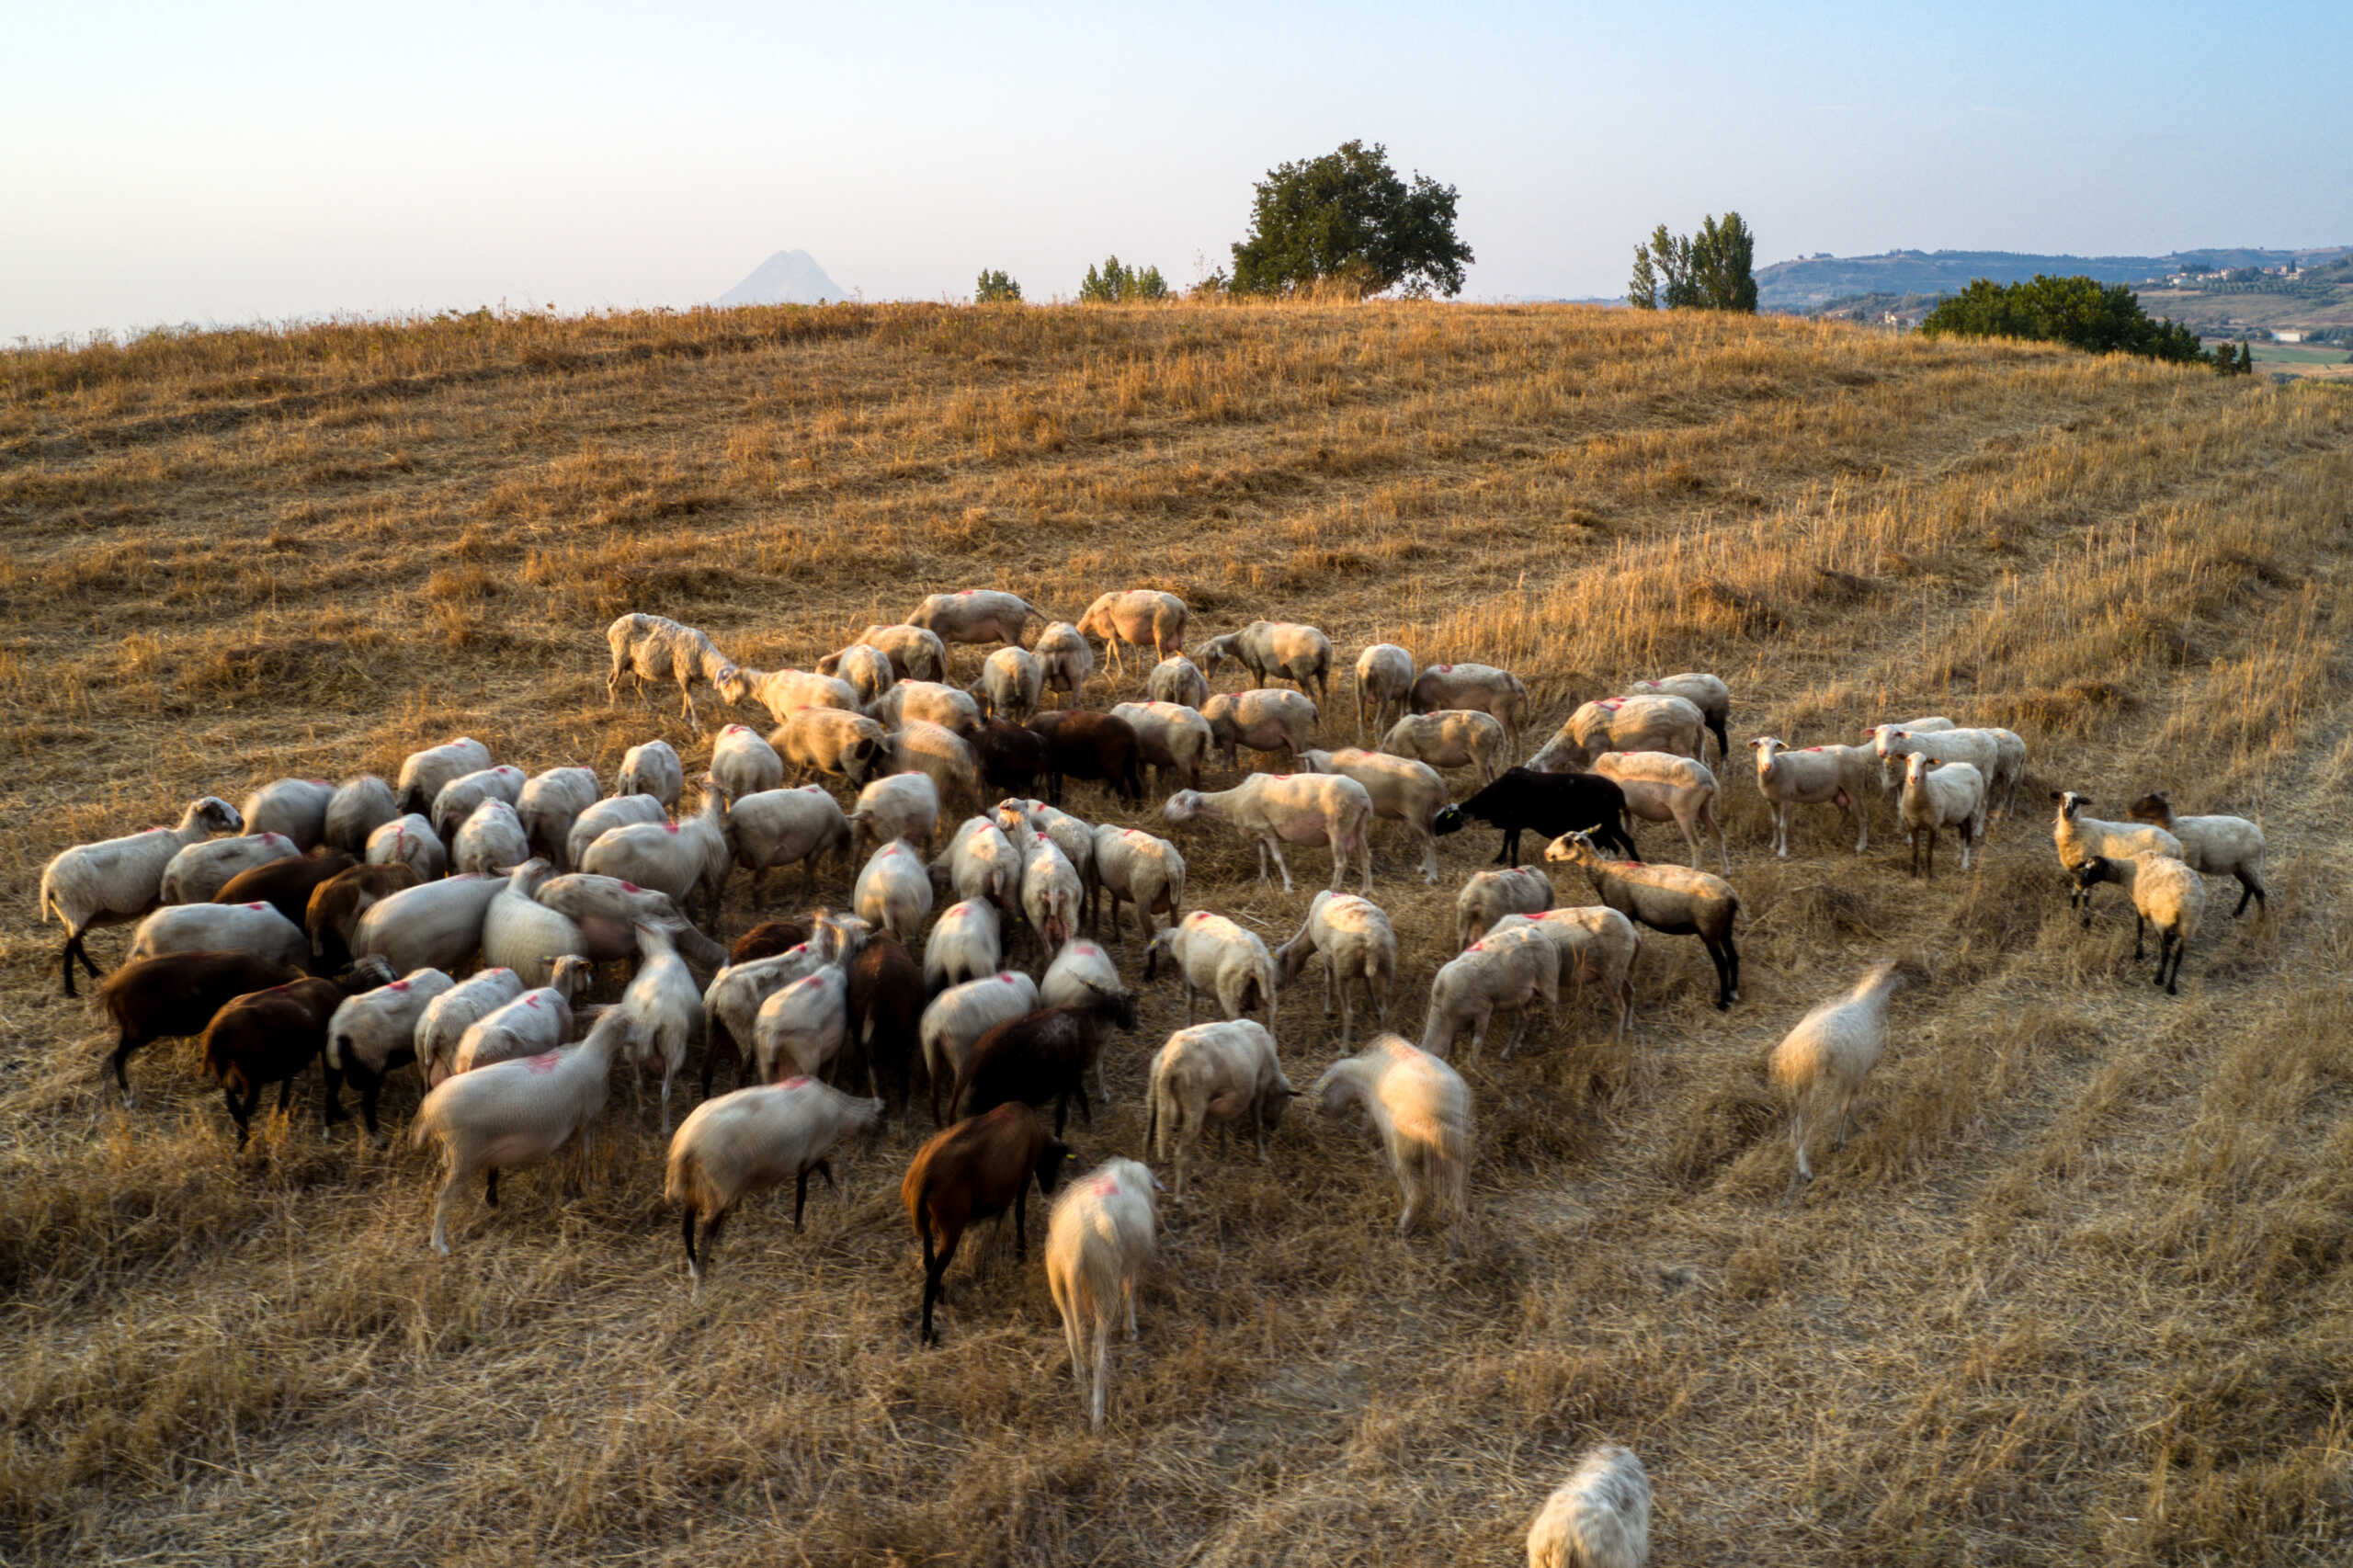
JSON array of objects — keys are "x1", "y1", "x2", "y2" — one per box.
[{"x1": 35, "y1": 585, "x2": 2276, "y2": 1565}]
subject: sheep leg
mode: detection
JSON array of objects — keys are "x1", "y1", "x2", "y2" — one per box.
[
  {"x1": 321, "y1": 1061, "x2": 347, "y2": 1130},
  {"x1": 2234, "y1": 876, "x2": 2259, "y2": 917},
  {"x1": 1051, "y1": 1268, "x2": 1083, "y2": 1378},
  {"x1": 1783, "y1": 1108, "x2": 1813, "y2": 1205},
  {"x1": 1703, "y1": 936, "x2": 1734, "y2": 1011},
  {"x1": 1771, "y1": 803, "x2": 1788, "y2": 858},
  {"x1": 919, "y1": 1221, "x2": 955, "y2": 1346},
  {"x1": 1012, "y1": 1186, "x2": 1029, "y2": 1260},
  {"x1": 2133, "y1": 914, "x2": 2147, "y2": 962},
  {"x1": 1264, "y1": 837, "x2": 1295, "y2": 894},
  {"x1": 224, "y1": 1084, "x2": 255, "y2": 1150},
  {"x1": 1494, "y1": 826, "x2": 1515, "y2": 867},
  {"x1": 484, "y1": 1167, "x2": 500, "y2": 1207},
  {"x1": 1124, "y1": 1276, "x2": 1139, "y2": 1340},
  {"x1": 681, "y1": 1207, "x2": 702, "y2": 1286},
  {"x1": 794, "y1": 1166, "x2": 813, "y2": 1231},
  {"x1": 1090, "y1": 1320, "x2": 1110, "y2": 1431},
  {"x1": 428, "y1": 1171, "x2": 461, "y2": 1255},
  {"x1": 109, "y1": 1033, "x2": 142, "y2": 1104}
]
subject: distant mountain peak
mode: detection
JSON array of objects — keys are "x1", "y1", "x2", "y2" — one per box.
[{"x1": 717, "y1": 250, "x2": 850, "y2": 307}]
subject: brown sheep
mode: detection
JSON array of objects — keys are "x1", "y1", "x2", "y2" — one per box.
[
  {"x1": 902, "y1": 1104, "x2": 1074, "y2": 1345},
  {"x1": 97, "y1": 949, "x2": 305, "y2": 1104},
  {"x1": 216, "y1": 849, "x2": 358, "y2": 930},
  {"x1": 305, "y1": 861, "x2": 421, "y2": 970},
  {"x1": 199, "y1": 962, "x2": 393, "y2": 1146},
  {"x1": 1027, "y1": 710, "x2": 1144, "y2": 807},
  {"x1": 731, "y1": 918, "x2": 813, "y2": 966}
]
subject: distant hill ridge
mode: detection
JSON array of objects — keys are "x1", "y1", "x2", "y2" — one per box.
[
  {"x1": 1758, "y1": 246, "x2": 2351, "y2": 312},
  {"x1": 716, "y1": 250, "x2": 850, "y2": 307}
]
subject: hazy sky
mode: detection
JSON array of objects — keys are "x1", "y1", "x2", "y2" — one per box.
[{"x1": 5, "y1": 1, "x2": 2347, "y2": 341}]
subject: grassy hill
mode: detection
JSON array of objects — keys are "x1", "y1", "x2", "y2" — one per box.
[{"x1": 2, "y1": 302, "x2": 2349, "y2": 1565}]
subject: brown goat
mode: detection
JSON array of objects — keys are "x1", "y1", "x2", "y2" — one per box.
[
  {"x1": 1027, "y1": 710, "x2": 1143, "y2": 808},
  {"x1": 953, "y1": 988, "x2": 1139, "y2": 1134},
  {"x1": 199, "y1": 960, "x2": 392, "y2": 1146},
  {"x1": 844, "y1": 935, "x2": 924, "y2": 1116},
  {"x1": 217, "y1": 848, "x2": 358, "y2": 929},
  {"x1": 730, "y1": 918, "x2": 812, "y2": 966},
  {"x1": 97, "y1": 949, "x2": 305, "y2": 1102},
  {"x1": 902, "y1": 1104, "x2": 1073, "y2": 1346},
  {"x1": 304, "y1": 862, "x2": 420, "y2": 969},
  {"x1": 972, "y1": 718, "x2": 1050, "y2": 798}
]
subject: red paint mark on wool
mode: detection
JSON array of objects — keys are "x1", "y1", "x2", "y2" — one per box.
[
  {"x1": 390, "y1": 981, "x2": 410, "y2": 993},
  {"x1": 1438, "y1": 664, "x2": 1453, "y2": 672},
  {"x1": 999, "y1": 973, "x2": 1017, "y2": 984},
  {"x1": 664, "y1": 822, "x2": 680, "y2": 834},
  {"x1": 525, "y1": 1052, "x2": 560, "y2": 1074},
  {"x1": 782, "y1": 1075, "x2": 812, "y2": 1089},
  {"x1": 1090, "y1": 1176, "x2": 1119, "y2": 1197},
  {"x1": 245, "y1": 903, "x2": 267, "y2": 911},
  {"x1": 1471, "y1": 941, "x2": 1485, "y2": 952},
  {"x1": 525, "y1": 995, "x2": 540, "y2": 1008}
]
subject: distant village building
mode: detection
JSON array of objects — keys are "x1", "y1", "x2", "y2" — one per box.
[{"x1": 2273, "y1": 329, "x2": 2305, "y2": 344}]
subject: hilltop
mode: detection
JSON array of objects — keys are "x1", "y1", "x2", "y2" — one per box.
[
  {"x1": 714, "y1": 247, "x2": 851, "y2": 306},
  {"x1": 1759, "y1": 244, "x2": 2351, "y2": 312}
]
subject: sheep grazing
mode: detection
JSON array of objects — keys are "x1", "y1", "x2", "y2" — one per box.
[
  {"x1": 415, "y1": 965, "x2": 527, "y2": 1087},
  {"x1": 350, "y1": 872, "x2": 505, "y2": 976},
  {"x1": 621, "y1": 921, "x2": 703, "y2": 1131},
  {"x1": 1273, "y1": 891, "x2": 1396, "y2": 1041},
  {"x1": 829, "y1": 623, "x2": 949, "y2": 683},
  {"x1": 308, "y1": 862, "x2": 422, "y2": 968},
  {"x1": 533, "y1": 873, "x2": 721, "y2": 966},
  {"x1": 1529, "y1": 695, "x2": 1706, "y2": 772},
  {"x1": 162, "y1": 831, "x2": 301, "y2": 904},
  {"x1": 1301, "y1": 747, "x2": 1446, "y2": 883},
  {"x1": 1033, "y1": 621, "x2": 1096, "y2": 707},
  {"x1": 1088, "y1": 825, "x2": 1187, "y2": 945},
  {"x1": 996, "y1": 797, "x2": 1100, "y2": 915},
  {"x1": 1028, "y1": 710, "x2": 1144, "y2": 807},
  {"x1": 1630, "y1": 670, "x2": 1733, "y2": 762},
  {"x1": 870, "y1": 679, "x2": 984, "y2": 739},
  {"x1": 1865, "y1": 716, "x2": 1955, "y2": 790},
  {"x1": 852, "y1": 771, "x2": 942, "y2": 858},
  {"x1": 728, "y1": 784, "x2": 853, "y2": 900},
  {"x1": 324, "y1": 774, "x2": 399, "y2": 855},
  {"x1": 1769, "y1": 960, "x2": 1905, "y2": 1200},
  {"x1": 200, "y1": 963, "x2": 394, "y2": 1146},
  {"x1": 1196, "y1": 620, "x2": 1334, "y2": 704},
  {"x1": 843, "y1": 935, "x2": 925, "y2": 1112},
  {"x1": 2073, "y1": 854, "x2": 2206, "y2": 994},
  {"x1": 1409, "y1": 663, "x2": 1529, "y2": 755},
  {"x1": 1590, "y1": 750, "x2": 1727, "y2": 874},
  {"x1": 216, "y1": 849, "x2": 358, "y2": 940},
  {"x1": 730, "y1": 919, "x2": 809, "y2": 966},
  {"x1": 1045, "y1": 1157, "x2": 1160, "y2": 1430},
  {"x1": 1898, "y1": 755, "x2": 1986, "y2": 878},
  {"x1": 829, "y1": 642, "x2": 896, "y2": 705},
  {"x1": 479, "y1": 860, "x2": 589, "y2": 983},
  {"x1": 40, "y1": 795, "x2": 244, "y2": 997},
  {"x1": 954, "y1": 985, "x2": 1140, "y2": 1132},
  {"x1": 1489, "y1": 907, "x2": 1640, "y2": 1048},
  {"x1": 396, "y1": 737, "x2": 492, "y2": 816},
  {"x1": 2127, "y1": 791, "x2": 2268, "y2": 916},
  {"x1": 606, "y1": 611, "x2": 738, "y2": 724},
  {"x1": 1354, "y1": 643, "x2": 1415, "y2": 742},
  {"x1": 1312, "y1": 1035, "x2": 1472, "y2": 1244},
  {"x1": 1377, "y1": 710, "x2": 1507, "y2": 789},
  {"x1": 768, "y1": 707, "x2": 891, "y2": 789},
  {"x1": 129, "y1": 900, "x2": 309, "y2": 972},
  {"x1": 1147, "y1": 653, "x2": 1210, "y2": 710},
  {"x1": 580, "y1": 778, "x2": 733, "y2": 921},
  {"x1": 1017, "y1": 832, "x2": 1086, "y2": 960},
  {"x1": 722, "y1": 666, "x2": 863, "y2": 727},
  {"x1": 1164, "y1": 773, "x2": 1373, "y2": 894},
  {"x1": 1750, "y1": 736, "x2": 1874, "y2": 858},
  {"x1": 701, "y1": 926, "x2": 858, "y2": 1095},
  {"x1": 885, "y1": 719, "x2": 983, "y2": 815},
  {"x1": 1199, "y1": 688, "x2": 1320, "y2": 773},
  {"x1": 1455, "y1": 866, "x2": 1557, "y2": 949},
  {"x1": 1546, "y1": 829, "x2": 1741, "y2": 1009},
  {"x1": 412, "y1": 1008, "x2": 636, "y2": 1254},
  {"x1": 975, "y1": 645, "x2": 1045, "y2": 722},
  {"x1": 241, "y1": 778, "x2": 335, "y2": 850},
  {"x1": 1145, "y1": 1020, "x2": 1293, "y2": 1198},
  {"x1": 1109, "y1": 700, "x2": 1214, "y2": 794},
  {"x1": 710, "y1": 725, "x2": 785, "y2": 802},
  {"x1": 614, "y1": 740, "x2": 685, "y2": 811},
  {"x1": 666, "y1": 1078, "x2": 886, "y2": 1286},
  {"x1": 908, "y1": 588, "x2": 1050, "y2": 650},
  {"x1": 972, "y1": 717, "x2": 1051, "y2": 798},
  {"x1": 919, "y1": 971, "x2": 1043, "y2": 1125},
  {"x1": 1435, "y1": 767, "x2": 1639, "y2": 869},
  {"x1": 1076, "y1": 589, "x2": 1189, "y2": 673},
  {"x1": 450, "y1": 959, "x2": 593, "y2": 1075},
  {"x1": 853, "y1": 840, "x2": 934, "y2": 943},
  {"x1": 429, "y1": 764, "x2": 529, "y2": 846},
  {"x1": 1144, "y1": 912, "x2": 1278, "y2": 1039},
  {"x1": 451, "y1": 798, "x2": 529, "y2": 878},
  {"x1": 902, "y1": 1102, "x2": 1073, "y2": 1345},
  {"x1": 323, "y1": 966, "x2": 455, "y2": 1134},
  {"x1": 937, "y1": 813, "x2": 1022, "y2": 909},
  {"x1": 97, "y1": 949, "x2": 306, "y2": 1105},
  {"x1": 366, "y1": 813, "x2": 448, "y2": 881},
  {"x1": 1423, "y1": 925, "x2": 1560, "y2": 1062},
  {"x1": 516, "y1": 767, "x2": 601, "y2": 869},
  {"x1": 1527, "y1": 1443, "x2": 1653, "y2": 1568}
]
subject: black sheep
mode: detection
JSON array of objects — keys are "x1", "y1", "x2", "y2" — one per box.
[
  {"x1": 1433, "y1": 767, "x2": 1642, "y2": 867},
  {"x1": 952, "y1": 986, "x2": 1139, "y2": 1133}
]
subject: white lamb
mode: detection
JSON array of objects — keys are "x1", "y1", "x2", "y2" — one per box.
[
  {"x1": 351, "y1": 873, "x2": 505, "y2": 975},
  {"x1": 1353, "y1": 642, "x2": 1415, "y2": 743},
  {"x1": 1110, "y1": 700, "x2": 1215, "y2": 794},
  {"x1": 126, "y1": 900, "x2": 307, "y2": 970},
  {"x1": 2071, "y1": 853, "x2": 2206, "y2": 994},
  {"x1": 852, "y1": 839, "x2": 933, "y2": 942},
  {"x1": 1196, "y1": 620, "x2": 1334, "y2": 703},
  {"x1": 1017, "y1": 831, "x2": 1086, "y2": 959},
  {"x1": 1379, "y1": 710, "x2": 1508, "y2": 787},
  {"x1": 1164, "y1": 773, "x2": 1373, "y2": 894},
  {"x1": 366, "y1": 813, "x2": 449, "y2": 881},
  {"x1": 606, "y1": 612, "x2": 738, "y2": 724},
  {"x1": 710, "y1": 724, "x2": 785, "y2": 801},
  {"x1": 40, "y1": 794, "x2": 244, "y2": 996},
  {"x1": 666, "y1": 1077, "x2": 886, "y2": 1285},
  {"x1": 1143, "y1": 912, "x2": 1277, "y2": 1040},
  {"x1": 976, "y1": 645, "x2": 1045, "y2": 722},
  {"x1": 1272, "y1": 891, "x2": 1396, "y2": 1042},
  {"x1": 925, "y1": 898, "x2": 1005, "y2": 992},
  {"x1": 451, "y1": 797, "x2": 529, "y2": 877},
  {"x1": 580, "y1": 779, "x2": 733, "y2": 920},
  {"x1": 1312, "y1": 1035, "x2": 1472, "y2": 1244},
  {"x1": 1749, "y1": 736, "x2": 1874, "y2": 858},
  {"x1": 1089, "y1": 824, "x2": 1187, "y2": 945},
  {"x1": 1075, "y1": 588, "x2": 1189, "y2": 673},
  {"x1": 160, "y1": 831, "x2": 300, "y2": 904},
  {"x1": 450, "y1": 960, "x2": 593, "y2": 1075},
  {"x1": 1769, "y1": 959, "x2": 1905, "y2": 1200},
  {"x1": 702, "y1": 923, "x2": 858, "y2": 1085},
  {"x1": 1407, "y1": 662, "x2": 1529, "y2": 755},
  {"x1": 1898, "y1": 755, "x2": 1985, "y2": 878},
  {"x1": 479, "y1": 858, "x2": 590, "y2": 985},
  {"x1": 917, "y1": 971, "x2": 1041, "y2": 1124},
  {"x1": 1865, "y1": 716, "x2": 1955, "y2": 791},
  {"x1": 1488, "y1": 907, "x2": 1640, "y2": 1048},
  {"x1": 616, "y1": 740, "x2": 685, "y2": 810},
  {"x1": 324, "y1": 966, "x2": 454, "y2": 1132},
  {"x1": 1872, "y1": 726, "x2": 2017, "y2": 819},
  {"x1": 1045, "y1": 1156, "x2": 1160, "y2": 1430},
  {"x1": 995, "y1": 799, "x2": 1098, "y2": 917},
  {"x1": 563, "y1": 793, "x2": 666, "y2": 872},
  {"x1": 937, "y1": 813, "x2": 1022, "y2": 908},
  {"x1": 1529, "y1": 696, "x2": 1705, "y2": 771},
  {"x1": 1527, "y1": 1443, "x2": 1653, "y2": 1568},
  {"x1": 1198, "y1": 688, "x2": 1319, "y2": 772},
  {"x1": 1144, "y1": 1020, "x2": 1293, "y2": 1198},
  {"x1": 1422, "y1": 924, "x2": 1560, "y2": 1062}
]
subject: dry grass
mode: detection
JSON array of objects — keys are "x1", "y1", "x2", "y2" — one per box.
[{"x1": 2, "y1": 300, "x2": 2350, "y2": 1565}]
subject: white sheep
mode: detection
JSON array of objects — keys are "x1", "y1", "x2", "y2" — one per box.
[
  {"x1": 1457, "y1": 865, "x2": 1555, "y2": 949},
  {"x1": 1109, "y1": 700, "x2": 1215, "y2": 793},
  {"x1": 616, "y1": 740, "x2": 685, "y2": 810},
  {"x1": 1630, "y1": 671, "x2": 1732, "y2": 761},
  {"x1": 975, "y1": 645, "x2": 1045, "y2": 722},
  {"x1": 883, "y1": 719, "x2": 983, "y2": 816},
  {"x1": 926, "y1": 898, "x2": 1005, "y2": 992},
  {"x1": 1164, "y1": 773, "x2": 1373, "y2": 894},
  {"x1": 710, "y1": 724, "x2": 785, "y2": 801},
  {"x1": 1545, "y1": 830, "x2": 1741, "y2": 1010},
  {"x1": 531, "y1": 872, "x2": 713, "y2": 962},
  {"x1": 40, "y1": 794, "x2": 244, "y2": 995},
  {"x1": 702, "y1": 926, "x2": 857, "y2": 1086},
  {"x1": 1871, "y1": 726, "x2": 2013, "y2": 820},
  {"x1": 1865, "y1": 716, "x2": 1955, "y2": 791},
  {"x1": 852, "y1": 839, "x2": 933, "y2": 942},
  {"x1": 1526, "y1": 1443, "x2": 1653, "y2": 1568},
  {"x1": 1529, "y1": 696, "x2": 1706, "y2": 772},
  {"x1": 1017, "y1": 831, "x2": 1086, "y2": 958},
  {"x1": 429, "y1": 765, "x2": 529, "y2": 845},
  {"x1": 1076, "y1": 589, "x2": 1189, "y2": 673},
  {"x1": 324, "y1": 774, "x2": 400, "y2": 855},
  {"x1": 767, "y1": 706, "x2": 887, "y2": 793},
  {"x1": 1379, "y1": 710, "x2": 1508, "y2": 787},
  {"x1": 1089, "y1": 824, "x2": 1187, "y2": 945},
  {"x1": 413, "y1": 1007, "x2": 635, "y2": 1253},
  {"x1": 606, "y1": 612, "x2": 738, "y2": 724},
  {"x1": 241, "y1": 777, "x2": 335, "y2": 849},
  {"x1": 1489, "y1": 907, "x2": 1640, "y2": 1048},
  {"x1": 1301, "y1": 746, "x2": 1446, "y2": 884},
  {"x1": 995, "y1": 798, "x2": 1099, "y2": 917},
  {"x1": 2051, "y1": 790, "x2": 2183, "y2": 899},
  {"x1": 127, "y1": 899, "x2": 308, "y2": 970},
  {"x1": 1198, "y1": 688, "x2": 1319, "y2": 772},
  {"x1": 452, "y1": 797, "x2": 529, "y2": 877},
  {"x1": 1143, "y1": 912, "x2": 1277, "y2": 1039},
  {"x1": 827, "y1": 623, "x2": 949, "y2": 682},
  {"x1": 516, "y1": 767, "x2": 601, "y2": 870},
  {"x1": 396, "y1": 736, "x2": 492, "y2": 815},
  {"x1": 1040, "y1": 937, "x2": 1125, "y2": 1012},
  {"x1": 1422, "y1": 924, "x2": 1560, "y2": 1061},
  {"x1": 1311, "y1": 1034, "x2": 1471, "y2": 1244},
  {"x1": 450, "y1": 959, "x2": 593, "y2": 1075},
  {"x1": 1144, "y1": 1020, "x2": 1292, "y2": 1198},
  {"x1": 1769, "y1": 960, "x2": 1905, "y2": 1200},
  {"x1": 937, "y1": 813, "x2": 1023, "y2": 909},
  {"x1": 2072, "y1": 853, "x2": 2206, "y2": 994},
  {"x1": 563, "y1": 793, "x2": 666, "y2": 872},
  {"x1": 480, "y1": 858, "x2": 590, "y2": 985},
  {"x1": 1750, "y1": 736, "x2": 1874, "y2": 858},
  {"x1": 728, "y1": 784, "x2": 852, "y2": 899},
  {"x1": 1354, "y1": 643, "x2": 1415, "y2": 743},
  {"x1": 2126, "y1": 790, "x2": 2267, "y2": 916},
  {"x1": 721, "y1": 666, "x2": 863, "y2": 725},
  {"x1": 851, "y1": 771, "x2": 942, "y2": 858},
  {"x1": 623, "y1": 920, "x2": 705, "y2": 1129},
  {"x1": 917, "y1": 971, "x2": 1041, "y2": 1124},
  {"x1": 324, "y1": 966, "x2": 455, "y2": 1131},
  {"x1": 666, "y1": 1077, "x2": 885, "y2": 1285},
  {"x1": 1033, "y1": 620, "x2": 1096, "y2": 707},
  {"x1": 1408, "y1": 662, "x2": 1529, "y2": 755},
  {"x1": 907, "y1": 588, "x2": 1049, "y2": 648},
  {"x1": 351, "y1": 873, "x2": 506, "y2": 976},
  {"x1": 1589, "y1": 750, "x2": 1728, "y2": 874},
  {"x1": 160, "y1": 831, "x2": 300, "y2": 904},
  {"x1": 1045, "y1": 1156, "x2": 1160, "y2": 1430},
  {"x1": 1272, "y1": 891, "x2": 1396, "y2": 1041},
  {"x1": 415, "y1": 965, "x2": 527, "y2": 1087},
  {"x1": 1147, "y1": 654, "x2": 1210, "y2": 710},
  {"x1": 829, "y1": 642, "x2": 897, "y2": 705},
  {"x1": 870, "y1": 678, "x2": 984, "y2": 737},
  {"x1": 1196, "y1": 620, "x2": 1333, "y2": 703},
  {"x1": 1898, "y1": 755, "x2": 1985, "y2": 878},
  {"x1": 580, "y1": 778, "x2": 733, "y2": 919},
  {"x1": 366, "y1": 813, "x2": 449, "y2": 881}
]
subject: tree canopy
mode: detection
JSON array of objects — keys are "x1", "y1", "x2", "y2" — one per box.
[
  {"x1": 1076, "y1": 256, "x2": 1168, "y2": 303},
  {"x1": 1921, "y1": 276, "x2": 2206, "y2": 363},
  {"x1": 1630, "y1": 213, "x2": 1757, "y2": 312},
  {"x1": 973, "y1": 269, "x2": 1021, "y2": 303},
  {"x1": 1229, "y1": 141, "x2": 1472, "y2": 299}
]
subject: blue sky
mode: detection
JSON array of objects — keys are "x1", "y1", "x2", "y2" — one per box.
[{"x1": 4, "y1": 1, "x2": 2346, "y2": 340}]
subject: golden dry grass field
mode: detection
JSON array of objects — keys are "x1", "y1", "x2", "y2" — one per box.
[{"x1": 2, "y1": 301, "x2": 2350, "y2": 1565}]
